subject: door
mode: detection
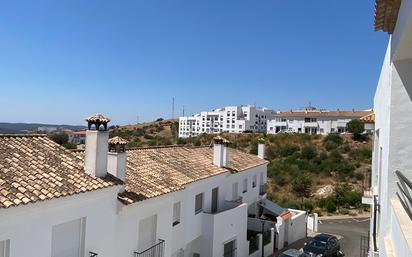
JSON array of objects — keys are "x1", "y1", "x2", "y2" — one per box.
[
  {"x1": 212, "y1": 187, "x2": 219, "y2": 213},
  {"x1": 138, "y1": 215, "x2": 157, "y2": 251}
]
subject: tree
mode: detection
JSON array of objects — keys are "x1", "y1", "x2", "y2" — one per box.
[
  {"x1": 292, "y1": 173, "x2": 312, "y2": 208},
  {"x1": 347, "y1": 119, "x2": 364, "y2": 140},
  {"x1": 50, "y1": 133, "x2": 69, "y2": 145}
]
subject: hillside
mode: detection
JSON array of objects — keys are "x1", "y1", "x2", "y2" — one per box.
[
  {"x1": 110, "y1": 120, "x2": 372, "y2": 215},
  {"x1": 0, "y1": 122, "x2": 85, "y2": 134}
]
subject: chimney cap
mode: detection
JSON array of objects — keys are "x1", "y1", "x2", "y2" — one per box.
[
  {"x1": 108, "y1": 136, "x2": 128, "y2": 153},
  {"x1": 213, "y1": 136, "x2": 230, "y2": 145},
  {"x1": 108, "y1": 136, "x2": 128, "y2": 145},
  {"x1": 85, "y1": 113, "x2": 111, "y2": 131}
]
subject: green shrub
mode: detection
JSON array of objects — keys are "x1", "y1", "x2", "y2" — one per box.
[
  {"x1": 323, "y1": 134, "x2": 343, "y2": 145},
  {"x1": 349, "y1": 148, "x2": 372, "y2": 162},
  {"x1": 144, "y1": 134, "x2": 154, "y2": 140},
  {"x1": 325, "y1": 199, "x2": 337, "y2": 213},
  {"x1": 301, "y1": 145, "x2": 317, "y2": 160},
  {"x1": 279, "y1": 144, "x2": 300, "y2": 157},
  {"x1": 324, "y1": 140, "x2": 338, "y2": 151}
]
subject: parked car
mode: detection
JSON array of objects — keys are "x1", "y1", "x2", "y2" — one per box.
[
  {"x1": 303, "y1": 234, "x2": 344, "y2": 257},
  {"x1": 279, "y1": 249, "x2": 309, "y2": 257}
]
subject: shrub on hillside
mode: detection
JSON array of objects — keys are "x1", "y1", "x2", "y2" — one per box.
[
  {"x1": 349, "y1": 148, "x2": 372, "y2": 162},
  {"x1": 279, "y1": 144, "x2": 300, "y2": 157},
  {"x1": 325, "y1": 199, "x2": 337, "y2": 213},
  {"x1": 323, "y1": 134, "x2": 343, "y2": 145},
  {"x1": 301, "y1": 145, "x2": 317, "y2": 160}
]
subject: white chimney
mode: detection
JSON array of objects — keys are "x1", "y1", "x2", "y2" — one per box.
[
  {"x1": 84, "y1": 114, "x2": 111, "y2": 177},
  {"x1": 213, "y1": 136, "x2": 229, "y2": 167},
  {"x1": 107, "y1": 136, "x2": 128, "y2": 181},
  {"x1": 258, "y1": 139, "x2": 265, "y2": 159}
]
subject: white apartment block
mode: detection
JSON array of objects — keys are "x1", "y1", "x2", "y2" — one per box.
[
  {"x1": 362, "y1": 0, "x2": 412, "y2": 256},
  {"x1": 0, "y1": 114, "x2": 306, "y2": 257},
  {"x1": 179, "y1": 105, "x2": 272, "y2": 138},
  {"x1": 267, "y1": 107, "x2": 373, "y2": 135}
]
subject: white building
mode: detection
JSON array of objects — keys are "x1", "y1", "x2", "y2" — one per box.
[
  {"x1": 179, "y1": 105, "x2": 273, "y2": 138},
  {"x1": 0, "y1": 114, "x2": 305, "y2": 257},
  {"x1": 267, "y1": 107, "x2": 373, "y2": 135},
  {"x1": 363, "y1": 0, "x2": 412, "y2": 256}
]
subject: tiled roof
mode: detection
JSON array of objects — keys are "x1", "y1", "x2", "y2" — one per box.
[
  {"x1": 108, "y1": 136, "x2": 128, "y2": 145},
  {"x1": 272, "y1": 111, "x2": 372, "y2": 118},
  {"x1": 86, "y1": 113, "x2": 111, "y2": 123},
  {"x1": 118, "y1": 146, "x2": 268, "y2": 204},
  {"x1": 0, "y1": 135, "x2": 120, "y2": 209},
  {"x1": 360, "y1": 113, "x2": 375, "y2": 123},
  {"x1": 374, "y1": 0, "x2": 401, "y2": 34}
]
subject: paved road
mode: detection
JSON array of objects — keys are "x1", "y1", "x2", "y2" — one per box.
[
  {"x1": 274, "y1": 217, "x2": 370, "y2": 257},
  {"x1": 319, "y1": 217, "x2": 370, "y2": 257}
]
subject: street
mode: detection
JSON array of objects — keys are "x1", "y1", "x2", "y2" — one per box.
[
  {"x1": 274, "y1": 217, "x2": 370, "y2": 257},
  {"x1": 319, "y1": 217, "x2": 370, "y2": 257}
]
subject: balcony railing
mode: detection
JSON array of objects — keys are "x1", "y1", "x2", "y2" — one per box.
[
  {"x1": 395, "y1": 170, "x2": 412, "y2": 220},
  {"x1": 134, "y1": 239, "x2": 165, "y2": 257},
  {"x1": 259, "y1": 184, "x2": 267, "y2": 196}
]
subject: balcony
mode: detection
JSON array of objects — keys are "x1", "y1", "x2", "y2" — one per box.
[
  {"x1": 134, "y1": 239, "x2": 165, "y2": 257},
  {"x1": 259, "y1": 184, "x2": 267, "y2": 196},
  {"x1": 204, "y1": 200, "x2": 242, "y2": 215},
  {"x1": 361, "y1": 188, "x2": 373, "y2": 205},
  {"x1": 304, "y1": 122, "x2": 318, "y2": 127}
]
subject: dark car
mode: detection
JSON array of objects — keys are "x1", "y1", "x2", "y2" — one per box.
[
  {"x1": 279, "y1": 249, "x2": 309, "y2": 257},
  {"x1": 303, "y1": 234, "x2": 343, "y2": 257}
]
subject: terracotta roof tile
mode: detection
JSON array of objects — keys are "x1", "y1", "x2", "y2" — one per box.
[
  {"x1": 0, "y1": 134, "x2": 120, "y2": 209},
  {"x1": 119, "y1": 146, "x2": 267, "y2": 203}
]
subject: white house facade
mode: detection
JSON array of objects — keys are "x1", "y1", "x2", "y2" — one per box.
[
  {"x1": 364, "y1": 0, "x2": 412, "y2": 256},
  {"x1": 179, "y1": 105, "x2": 273, "y2": 138},
  {"x1": 267, "y1": 107, "x2": 372, "y2": 135},
  {"x1": 0, "y1": 114, "x2": 305, "y2": 257}
]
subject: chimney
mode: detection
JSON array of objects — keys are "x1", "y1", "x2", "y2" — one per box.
[
  {"x1": 213, "y1": 136, "x2": 229, "y2": 167},
  {"x1": 258, "y1": 138, "x2": 265, "y2": 159},
  {"x1": 84, "y1": 114, "x2": 111, "y2": 177},
  {"x1": 107, "y1": 136, "x2": 128, "y2": 181}
]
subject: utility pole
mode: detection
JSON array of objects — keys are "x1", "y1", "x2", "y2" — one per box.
[
  {"x1": 182, "y1": 105, "x2": 185, "y2": 116},
  {"x1": 172, "y1": 97, "x2": 175, "y2": 119}
]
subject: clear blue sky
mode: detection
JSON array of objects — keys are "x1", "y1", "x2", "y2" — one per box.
[{"x1": 0, "y1": 0, "x2": 388, "y2": 125}]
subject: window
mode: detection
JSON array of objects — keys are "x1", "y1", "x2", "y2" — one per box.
[
  {"x1": 243, "y1": 179, "x2": 248, "y2": 193},
  {"x1": 51, "y1": 218, "x2": 86, "y2": 257},
  {"x1": 223, "y1": 240, "x2": 236, "y2": 257},
  {"x1": 0, "y1": 240, "x2": 10, "y2": 257},
  {"x1": 195, "y1": 193, "x2": 204, "y2": 214},
  {"x1": 252, "y1": 175, "x2": 257, "y2": 188},
  {"x1": 232, "y1": 183, "x2": 239, "y2": 200},
  {"x1": 173, "y1": 202, "x2": 181, "y2": 226}
]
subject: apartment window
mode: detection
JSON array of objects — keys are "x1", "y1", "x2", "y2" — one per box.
[
  {"x1": 195, "y1": 193, "x2": 204, "y2": 214},
  {"x1": 173, "y1": 202, "x2": 181, "y2": 226},
  {"x1": 223, "y1": 239, "x2": 236, "y2": 257},
  {"x1": 243, "y1": 179, "x2": 248, "y2": 193},
  {"x1": 252, "y1": 175, "x2": 257, "y2": 188},
  {"x1": 51, "y1": 218, "x2": 86, "y2": 257},
  {"x1": 239, "y1": 125, "x2": 243, "y2": 129},
  {"x1": 0, "y1": 240, "x2": 10, "y2": 257}
]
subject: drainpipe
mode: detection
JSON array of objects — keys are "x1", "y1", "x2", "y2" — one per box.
[{"x1": 373, "y1": 195, "x2": 380, "y2": 252}]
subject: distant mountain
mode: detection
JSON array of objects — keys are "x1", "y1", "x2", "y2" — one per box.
[{"x1": 0, "y1": 122, "x2": 85, "y2": 134}]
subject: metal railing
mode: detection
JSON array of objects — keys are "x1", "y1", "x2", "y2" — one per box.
[
  {"x1": 259, "y1": 184, "x2": 267, "y2": 196},
  {"x1": 395, "y1": 170, "x2": 412, "y2": 220},
  {"x1": 89, "y1": 252, "x2": 98, "y2": 257},
  {"x1": 134, "y1": 239, "x2": 165, "y2": 257},
  {"x1": 223, "y1": 248, "x2": 237, "y2": 257}
]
